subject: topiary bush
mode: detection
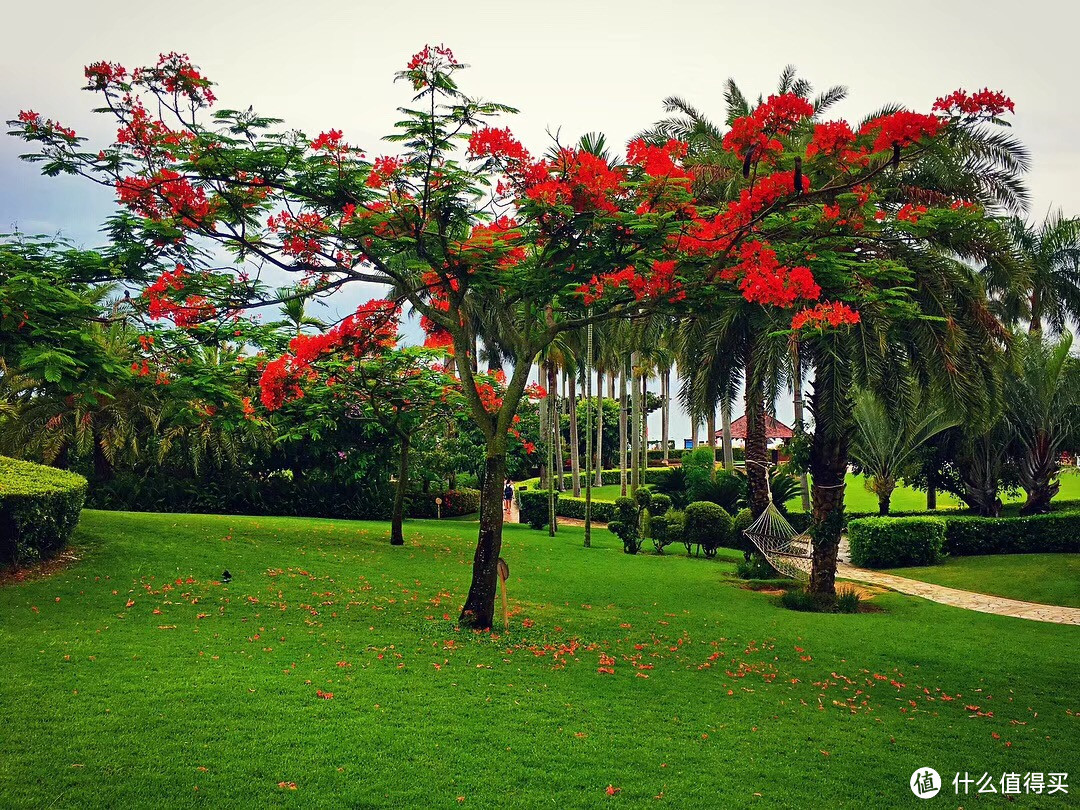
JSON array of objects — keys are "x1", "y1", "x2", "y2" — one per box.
[
  {"x1": 550, "y1": 495, "x2": 616, "y2": 524},
  {"x1": 608, "y1": 495, "x2": 646, "y2": 554},
  {"x1": 732, "y1": 507, "x2": 755, "y2": 556},
  {"x1": 682, "y1": 501, "x2": 734, "y2": 558},
  {"x1": 649, "y1": 493, "x2": 672, "y2": 515},
  {"x1": 847, "y1": 516, "x2": 947, "y2": 568},
  {"x1": 0, "y1": 457, "x2": 87, "y2": 567}
]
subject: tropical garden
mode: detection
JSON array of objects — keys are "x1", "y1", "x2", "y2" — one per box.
[{"x1": 1, "y1": 45, "x2": 1077, "y2": 807}]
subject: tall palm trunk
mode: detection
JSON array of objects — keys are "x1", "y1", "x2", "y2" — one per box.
[
  {"x1": 640, "y1": 371, "x2": 649, "y2": 482},
  {"x1": 706, "y1": 408, "x2": 716, "y2": 464},
  {"x1": 744, "y1": 342, "x2": 770, "y2": 518},
  {"x1": 792, "y1": 344, "x2": 811, "y2": 512},
  {"x1": 691, "y1": 419, "x2": 699, "y2": 448},
  {"x1": 553, "y1": 368, "x2": 564, "y2": 492},
  {"x1": 721, "y1": 399, "x2": 734, "y2": 471},
  {"x1": 807, "y1": 357, "x2": 853, "y2": 596},
  {"x1": 390, "y1": 430, "x2": 411, "y2": 546},
  {"x1": 619, "y1": 362, "x2": 628, "y2": 496},
  {"x1": 594, "y1": 367, "x2": 604, "y2": 486},
  {"x1": 661, "y1": 367, "x2": 670, "y2": 464},
  {"x1": 569, "y1": 372, "x2": 581, "y2": 497},
  {"x1": 630, "y1": 352, "x2": 641, "y2": 491},
  {"x1": 546, "y1": 361, "x2": 560, "y2": 531}
]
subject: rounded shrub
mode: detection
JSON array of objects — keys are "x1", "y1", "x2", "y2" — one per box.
[
  {"x1": 0, "y1": 457, "x2": 87, "y2": 567},
  {"x1": 732, "y1": 507, "x2": 754, "y2": 555},
  {"x1": 682, "y1": 501, "x2": 734, "y2": 557}
]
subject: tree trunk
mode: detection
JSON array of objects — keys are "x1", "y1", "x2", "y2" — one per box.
[
  {"x1": 459, "y1": 449, "x2": 508, "y2": 629},
  {"x1": 608, "y1": 370, "x2": 615, "y2": 400},
  {"x1": 807, "y1": 360, "x2": 852, "y2": 596},
  {"x1": 552, "y1": 366, "x2": 563, "y2": 492},
  {"x1": 390, "y1": 431, "x2": 410, "y2": 546},
  {"x1": 661, "y1": 368, "x2": 670, "y2": 464},
  {"x1": 926, "y1": 485, "x2": 937, "y2": 510},
  {"x1": 744, "y1": 347, "x2": 770, "y2": 518},
  {"x1": 792, "y1": 348, "x2": 811, "y2": 512},
  {"x1": 546, "y1": 361, "x2": 559, "y2": 533},
  {"x1": 706, "y1": 407, "x2": 717, "y2": 464},
  {"x1": 569, "y1": 372, "x2": 581, "y2": 497},
  {"x1": 619, "y1": 363, "x2": 628, "y2": 496},
  {"x1": 630, "y1": 352, "x2": 641, "y2": 492},
  {"x1": 595, "y1": 367, "x2": 604, "y2": 486},
  {"x1": 640, "y1": 371, "x2": 649, "y2": 481},
  {"x1": 691, "y1": 419, "x2": 699, "y2": 448},
  {"x1": 876, "y1": 478, "x2": 895, "y2": 516},
  {"x1": 721, "y1": 399, "x2": 734, "y2": 472}
]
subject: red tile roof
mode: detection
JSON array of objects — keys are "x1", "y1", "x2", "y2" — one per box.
[{"x1": 717, "y1": 414, "x2": 794, "y2": 440}]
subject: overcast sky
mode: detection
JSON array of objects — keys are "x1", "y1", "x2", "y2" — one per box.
[{"x1": 2, "y1": 0, "x2": 1077, "y2": 442}]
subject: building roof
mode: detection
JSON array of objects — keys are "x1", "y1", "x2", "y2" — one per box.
[{"x1": 717, "y1": 414, "x2": 794, "y2": 441}]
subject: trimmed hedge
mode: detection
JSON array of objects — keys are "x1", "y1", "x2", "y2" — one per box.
[
  {"x1": 406, "y1": 488, "x2": 481, "y2": 518},
  {"x1": 538, "y1": 468, "x2": 674, "y2": 490},
  {"x1": 943, "y1": 510, "x2": 1080, "y2": 556},
  {"x1": 552, "y1": 496, "x2": 616, "y2": 523},
  {"x1": 847, "y1": 516, "x2": 947, "y2": 568},
  {"x1": 0, "y1": 457, "x2": 88, "y2": 567}
]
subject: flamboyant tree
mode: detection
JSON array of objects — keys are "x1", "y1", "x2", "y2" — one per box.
[{"x1": 11, "y1": 46, "x2": 1019, "y2": 613}]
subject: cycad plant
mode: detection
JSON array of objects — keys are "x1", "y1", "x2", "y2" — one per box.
[
  {"x1": 849, "y1": 389, "x2": 960, "y2": 514},
  {"x1": 1004, "y1": 331, "x2": 1080, "y2": 513}
]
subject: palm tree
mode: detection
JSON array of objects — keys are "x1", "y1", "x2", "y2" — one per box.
[
  {"x1": 1005, "y1": 331, "x2": 1080, "y2": 513},
  {"x1": 850, "y1": 389, "x2": 960, "y2": 514},
  {"x1": 642, "y1": 67, "x2": 849, "y2": 518},
  {"x1": 277, "y1": 294, "x2": 327, "y2": 337},
  {"x1": 995, "y1": 212, "x2": 1080, "y2": 334}
]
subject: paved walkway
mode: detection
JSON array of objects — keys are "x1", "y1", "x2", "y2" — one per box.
[{"x1": 836, "y1": 564, "x2": 1080, "y2": 625}]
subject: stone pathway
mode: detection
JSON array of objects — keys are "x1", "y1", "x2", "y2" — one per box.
[{"x1": 836, "y1": 564, "x2": 1080, "y2": 625}]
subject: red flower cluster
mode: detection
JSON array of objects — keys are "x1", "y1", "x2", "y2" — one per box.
[
  {"x1": 577, "y1": 260, "x2": 685, "y2": 305},
  {"x1": 791, "y1": 301, "x2": 861, "y2": 330},
  {"x1": 311, "y1": 129, "x2": 346, "y2": 152},
  {"x1": 420, "y1": 315, "x2": 455, "y2": 352},
  {"x1": 860, "y1": 111, "x2": 941, "y2": 154},
  {"x1": 722, "y1": 94, "x2": 814, "y2": 160},
  {"x1": 116, "y1": 101, "x2": 194, "y2": 159},
  {"x1": 896, "y1": 203, "x2": 929, "y2": 223},
  {"x1": 626, "y1": 138, "x2": 692, "y2": 183},
  {"x1": 143, "y1": 265, "x2": 218, "y2": 327},
  {"x1": 724, "y1": 241, "x2": 820, "y2": 307},
  {"x1": 137, "y1": 52, "x2": 216, "y2": 106},
  {"x1": 406, "y1": 44, "x2": 459, "y2": 72},
  {"x1": 459, "y1": 217, "x2": 526, "y2": 269},
  {"x1": 932, "y1": 88, "x2": 1014, "y2": 117},
  {"x1": 366, "y1": 156, "x2": 403, "y2": 188},
  {"x1": 16, "y1": 110, "x2": 77, "y2": 140},
  {"x1": 116, "y1": 169, "x2": 218, "y2": 228},
  {"x1": 267, "y1": 211, "x2": 329, "y2": 263},
  {"x1": 84, "y1": 61, "x2": 127, "y2": 90},
  {"x1": 259, "y1": 300, "x2": 401, "y2": 409},
  {"x1": 805, "y1": 121, "x2": 856, "y2": 158},
  {"x1": 468, "y1": 127, "x2": 531, "y2": 164}
]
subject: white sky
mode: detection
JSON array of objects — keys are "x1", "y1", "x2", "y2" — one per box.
[{"x1": 2, "y1": 0, "x2": 1078, "y2": 441}]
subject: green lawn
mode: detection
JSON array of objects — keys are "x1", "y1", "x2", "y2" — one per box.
[
  {"x1": 885, "y1": 554, "x2": 1080, "y2": 608},
  {"x1": 2, "y1": 510, "x2": 1077, "y2": 808}
]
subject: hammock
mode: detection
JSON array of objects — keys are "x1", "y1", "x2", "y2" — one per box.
[{"x1": 744, "y1": 485, "x2": 813, "y2": 580}]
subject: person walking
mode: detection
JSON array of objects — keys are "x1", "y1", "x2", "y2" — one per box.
[{"x1": 503, "y1": 479, "x2": 515, "y2": 515}]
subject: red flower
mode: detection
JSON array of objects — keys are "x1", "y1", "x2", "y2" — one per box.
[
  {"x1": 791, "y1": 301, "x2": 861, "y2": 330},
  {"x1": 933, "y1": 88, "x2": 1014, "y2": 117}
]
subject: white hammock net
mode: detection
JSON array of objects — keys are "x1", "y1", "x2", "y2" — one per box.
[{"x1": 744, "y1": 499, "x2": 813, "y2": 580}]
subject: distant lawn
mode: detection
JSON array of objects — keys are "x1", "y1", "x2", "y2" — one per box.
[
  {"x1": 885, "y1": 554, "x2": 1080, "y2": 608},
  {"x1": 1, "y1": 509, "x2": 1077, "y2": 807}
]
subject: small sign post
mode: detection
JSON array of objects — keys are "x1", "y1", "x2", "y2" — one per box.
[
  {"x1": 497, "y1": 557, "x2": 510, "y2": 630},
  {"x1": 435, "y1": 496, "x2": 442, "y2": 520}
]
